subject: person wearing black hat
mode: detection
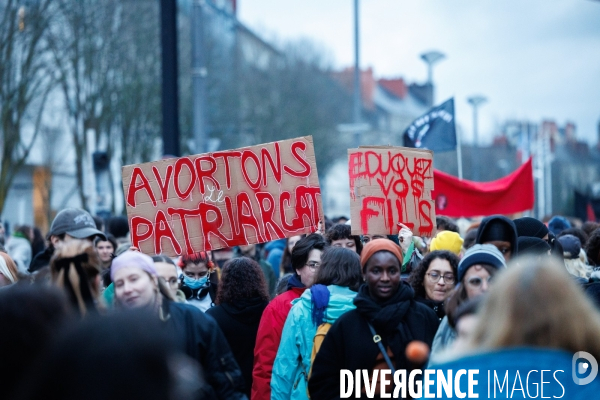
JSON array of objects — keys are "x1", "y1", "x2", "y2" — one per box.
[
  {"x1": 476, "y1": 215, "x2": 518, "y2": 263},
  {"x1": 513, "y1": 217, "x2": 549, "y2": 240},
  {"x1": 513, "y1": 216, "x2": 564, "y2": 261},
  {"x1": 517, "y1": 237, "x2": 551, "y2": 257},
  {"x1": 29, "y1": 208, "x2": 106, "y2": 273}
]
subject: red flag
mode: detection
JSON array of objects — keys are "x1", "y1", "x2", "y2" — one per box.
[
  {"x1": 432, "y1": 158, "x2": 534, "y2": 217},
  {"x1": 588, "y1": 202, "x2": 597, "y2": 222}
]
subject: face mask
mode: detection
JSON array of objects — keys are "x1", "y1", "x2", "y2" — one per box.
[{"x1": 182, "y1": 274, "x2": 208, "y2": 290}]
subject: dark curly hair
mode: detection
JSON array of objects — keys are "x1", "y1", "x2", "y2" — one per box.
[
  {"x1": 324, "y1": 224, "x2": 363, "y2": 255},
  {"x1": 408, "y1": 250, "x2": 459, "y2": 299},
  {"x1": 215, "y1": 257, "x2": 270, "y2": 305},
  {"x1": 586, "y1": 228, "x2": 600, "y2": 267}
]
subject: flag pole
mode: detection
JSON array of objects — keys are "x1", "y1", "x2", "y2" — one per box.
[{"x1": 456, "y1": 126, "x2": 463, "y2": 180}]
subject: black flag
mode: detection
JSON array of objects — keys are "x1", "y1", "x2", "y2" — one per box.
[{"x1": 403, "y1": 98, "x2": 456, "y2": 152}]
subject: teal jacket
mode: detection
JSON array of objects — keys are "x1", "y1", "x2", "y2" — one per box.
[{"x1": 271, "y1": 285, "x2": 357, "y2": 400}]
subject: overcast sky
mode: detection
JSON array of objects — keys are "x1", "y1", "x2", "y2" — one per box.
[{"x1": 238, "y1": 0, "x2": 600, "y2": 145}]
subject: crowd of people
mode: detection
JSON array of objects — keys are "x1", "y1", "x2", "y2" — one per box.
[{"x1": 1, "y1": 208, "x2": 600, "y2": 399}]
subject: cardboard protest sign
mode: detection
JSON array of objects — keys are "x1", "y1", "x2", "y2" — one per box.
[
  {"x1": 122, "y1": 136, "x2": 323, "y2": 257},
  {"x1": 348, "y1": 146, "x2": 436, "y2": 237}
]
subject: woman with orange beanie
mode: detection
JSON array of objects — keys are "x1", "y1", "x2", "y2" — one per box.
[{"x1": 308, "y1": 239, "x2": 440, "y2": 399}]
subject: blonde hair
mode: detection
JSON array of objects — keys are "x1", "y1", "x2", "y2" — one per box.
[
  {"x1": 467, "y1": 255, "x2": 600, "y2": 360},
  {"x1": 564, "y1": 249, "x2": 591, "y2": 278},
  {"x1": 0, "y1": 252, "x2": 19, "y2": 283},
  {"x1": 50, "y1": 240, "x2": 102, "y2": 316}
]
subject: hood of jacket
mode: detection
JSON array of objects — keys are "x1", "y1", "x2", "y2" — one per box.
[
  {"x1": 221, "y1": 297, "x2": 268, "y2": 325},
  {"x1": 286, "y1": 273, "x2": 305, "y2": 291},
  {"x1": 293, "y1": 285, "x2": 357, "y2": 324},
  {"x1": 476, "y1": 215, "x2": 518, "y2": 256}
]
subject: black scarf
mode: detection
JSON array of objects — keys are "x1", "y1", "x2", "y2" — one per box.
[
  {"x1": 414, "y1": 296, "x2": 445, "y2": 320},
  {"x1": 353, "y1": 282, "x2": 416, "y2": 368}
]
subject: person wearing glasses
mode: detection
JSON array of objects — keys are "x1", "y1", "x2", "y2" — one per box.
[
  {"x1": 252, "y1": 233, "x2": 327, "y2": 400},
  {"x1": 152, "y1": 255, "x2": 186, "y2": 302},
  {"x1": 408, "y1": 250, "x2": 459, "y2": 320},
  {"x1": 429, "y1": 244, "x2": 506, "y2": 362}
]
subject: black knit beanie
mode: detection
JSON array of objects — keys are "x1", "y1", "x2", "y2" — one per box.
[
  {"x1": 513, "y1": 217, "x2": 548, "y2": 239},
  {"x1": 480, "y1": 220, "x2": 513, "y2": 243},
  {"x1": 517, "y1": 237, "x2": 551, "y2": 256}
]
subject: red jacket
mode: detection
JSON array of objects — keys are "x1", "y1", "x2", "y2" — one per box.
[{"x1": 251, "y1": 286, "x2": 306, "y2": 400}]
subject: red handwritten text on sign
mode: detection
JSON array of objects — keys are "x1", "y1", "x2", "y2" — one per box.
[
  {"x1": 122, "y1": 136, "x2": 323, "y2": 257},
  {"x1": 348, "y1": 146, "x2": 436, "y2": 237}
]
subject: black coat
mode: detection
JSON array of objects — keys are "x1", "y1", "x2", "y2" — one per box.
[
  {"x1": 206, "y1": 297, "x2": 268, "y2": 398},
  {"x1": 164, "y1": 301, "x2": 247, "y2": 400},
  {"x1": 414, "y1": 296, "x2": 446, "y2": 320},
  {"x1": 308, "y1": 282, "x2": 439, "y2": 400}
]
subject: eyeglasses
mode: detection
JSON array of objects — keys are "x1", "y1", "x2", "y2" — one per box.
[
  {"x1": 305, "y1": 261, "x2": 321, "y2": 270},
  {"x1": 466, "y1": 276, "x2": 492, "y2": 288},
  {"x1": 426, "y1": 271, "x2": 455, "y2": 284},
  {"x1": 160, "y1": 277, "x2": 179, "y2": 288}
]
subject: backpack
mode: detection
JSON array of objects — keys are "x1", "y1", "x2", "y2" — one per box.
[{"x1": 308, "y1": 322, "x2": 332, "y2": 378}]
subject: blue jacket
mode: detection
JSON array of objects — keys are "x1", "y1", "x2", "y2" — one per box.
[
  {"x1": 271, "y1": 285, "x2": 357, "y2": 400},
  {"x1": 420, "y1": 347, "x2": 600, "y2": 399}
]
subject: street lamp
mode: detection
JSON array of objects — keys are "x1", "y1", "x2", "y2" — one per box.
[
  {"x1": 353, "y1": 0, "x2": 361, "y2": 148},
  {"x1": 467, "y1": 95, "x2": 487, "y2": 181},
  {"x1": 420, "y1": 51, "x2": 445, "y2": 84},
  {"x1": 420, "y1": 51, "x2": 445, "y2": 107}
]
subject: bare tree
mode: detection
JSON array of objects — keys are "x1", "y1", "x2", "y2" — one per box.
[
  {"x1": 47, "y1": 0, "x2": 123, "y2": 210},
  {"x1": 235, "y1": 38, "x2": 353, "y2": 176},
  {"x1": 114, "y1": 1, "x2": 161, "y2": 167},
  {"x1": 177, "y1": 8, "x2": 352, "y2": 176},
  {"x1": 0, "y1": 0, "x2": 55, "y2": 215}
]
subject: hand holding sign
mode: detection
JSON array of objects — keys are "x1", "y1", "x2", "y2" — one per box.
[{"x1": 397, "y1": 222, "x2": 413, "y2": 253}]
